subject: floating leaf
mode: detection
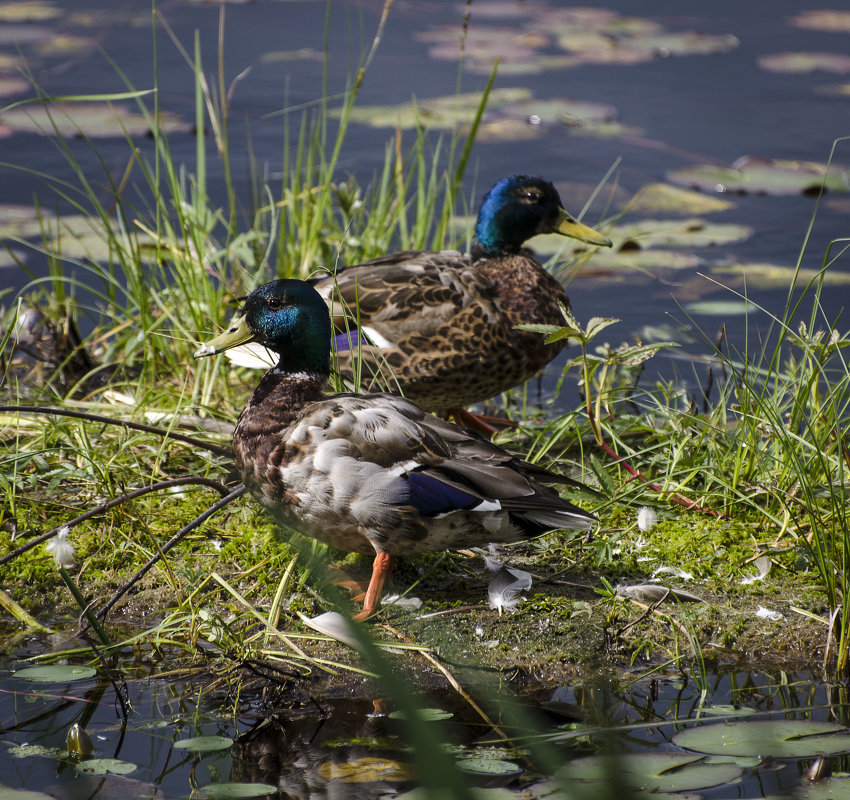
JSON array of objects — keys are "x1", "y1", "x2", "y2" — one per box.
[
  {"x1": 627, "y1": 31, "x2": 739, "y2": 56},
  {"x1": 499, "y1": 97, "x2": 616, "y2": 126},
  {"x1": 613, "y1": 218, "x2": 752, "y2": 249},
  {"x1": 800, "y1": 777, "x2": 850, "y2": 799},
  {"x1": 13, "y1": 665, "x2": 96, "y2": 683},
  {"x1": 0, "y1": 102, "x2": 190, "y2": 138},
  {"x1": 260, "y1": 48, "x2": 326, "y2": 63},
  {"x1": 389, "y1": 708, "x2": 453, "y2": 722},
  {"x1": 792, "y1": 10, "x2": 850, "y2": 32},
  {"x1": 394, "y1": 790, "x2": 517, "y2": 800},
  {"x1": 173, "y1": 736, "x2": 233, "y2": 752},
  {"x1": 685, "y1": 300, "x2": 757, "y2": 316},
  {"x1": 0, "y1": 789, "x2": 55, "y2": 800},
  {"x1": 561, "y1": 752, "x2": 742, "y2": 793},
  {"x1": 667, "y1": 156, "x2": 849, "y2": 196},
  {"x1": 579, "y1": 249, "x2": 705, "y2": 273},
  {"x1": 758, "y1": 52, "x2": 850, "y2": 74},
  {"x1": 629, "y1": 183, "x2": 734, "y2": 215},
  {"x1": 673, "y1": 720, "x2": 850, "y2": 757},
  {"x1": 712, "y1": 262, "x2": 850, "y2": 288},
  {"x1": 0, "y1": 2, "x2": 60, "y2": 22},
  {"x1": 0, "y1": 77, "x2": 30, "y2": 98},
  {"x1": 457, "y1": 757, "x2": 522, "y2": 776},
  {"x1": 817, "y1": 83, "x2": 850, "y2": 96},
  {"x1": 35, "y1": 34, "x2": 96, "y2": 56},
  {"x1": 700, "y1": 705, "x2": 757, "y2": 717},
  {"x1": 317, "y1": 756, "x2": 413, "y2": 783},
  {"x1": 338, "y1": 88, "x2": 531, "y2": 130},
  {"x1": 76, "y1": 758, "x2": 136, "y2": 775},
  {"x1": 196, "y1": 783, "x2": 277, "y2": 799}
]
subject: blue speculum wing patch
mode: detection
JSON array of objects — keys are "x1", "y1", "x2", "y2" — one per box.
[
  {"x1": 332, "y1": 329, "x2": 371, "y2": 351},
  {"x1": 404, "y1": 471, "x2": 482, "y2": 516}
]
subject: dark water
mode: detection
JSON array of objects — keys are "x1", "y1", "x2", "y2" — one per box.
[
  {"x1": 2, "y1": 2, "x2": 850, "y2": 796},
  {"x1": 1, "y1": 0, "x2": 848, "y2": 388},
  {"x1": 2, "y1": 631, "x2": 849, "y2": 799}
]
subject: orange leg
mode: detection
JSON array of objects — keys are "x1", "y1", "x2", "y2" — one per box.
[
  {"x1": 351, "y1": 551, "x2": 395, "y2": 622},
  {"x1": 447, "y1": 406, "x2": 518, "y2": 437}
]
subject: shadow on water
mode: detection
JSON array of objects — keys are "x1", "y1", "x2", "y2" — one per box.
[{"x1": 3, "y1": 630, "x2": 850, "y2": 799}]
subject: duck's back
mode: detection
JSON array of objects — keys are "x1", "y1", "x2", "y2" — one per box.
[{"x1": 314, "y1": 248, "x2": 570, "y2": 412}]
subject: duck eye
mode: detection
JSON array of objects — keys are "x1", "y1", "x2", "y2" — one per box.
[{"x1": 267, "y1": 297, "x2": 283, "y2": 310}]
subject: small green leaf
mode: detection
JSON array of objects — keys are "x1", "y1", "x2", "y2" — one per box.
[
  {"x1": 13, "y1": 665, "x2": 96, "y2": 683},
  {"x1": 457, "y1": 757, "x2": 522, "y2": 776},
  {"x1": 389, "y1": 708, "x2": 453, "y2": 722},
  {"x1": 673, "y1": 719, "x2": 850, "y2": 757},
  {"x1": 685, "y1": 300, "x2": 758, "y2": 316},
  {"x1": 173, "y1": 736, "x2": 234, "y2": 751},
  {"x1": 585, "y1": 316, "x2": 621, "y2": 339},
  {"x1": 75, "y1": 758, "x2": 136, "y2": 775},
  {"x1": 196, "y1": 783, "x2": 277, "y2": 799}
]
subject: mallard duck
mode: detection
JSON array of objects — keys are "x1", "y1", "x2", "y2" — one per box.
[
  {"x1": 195, "y1": 279, "x2": 595, "y2": 620},
  {"x1": 313, "y1": 174, "x2": 611, "y2": 430}
]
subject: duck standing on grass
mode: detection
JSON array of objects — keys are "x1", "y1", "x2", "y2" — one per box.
[
  {"x1": 195, "y1": 279, "x2": 595, "y2": 621},
  {"x1": 229, "y1": 175, "x2": 611, "y2": 433}
]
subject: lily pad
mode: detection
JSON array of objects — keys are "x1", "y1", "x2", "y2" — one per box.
[
  {"x1": 673, "y1": 719, "x2": 850, "y2": 757},
  {"x1": 0, "y1": 102, "x2": 190, "y2": 138},
  {"x1": 173, "y1": 736, "x2": 233, "y2": 752},
  {"x1": 317, "y1": 756, "x2": 413, "y2": 783},
  {"x1": 0, "y1": 789, "x2": 55, "y2": 800},
  {"x1": 629, "y1": 183, "x2": 735, "y2": 215},
  {"x1": 800, "y1": 777, "x2": 850, "y2": 799},
  {"x1": 0, "y1": 2, "x2": 61, "y2": 22},
  {"x1": 700, "y1": 705, "x2": 757, "y2": 717},
  {"x1": 712, "y1": 262, "x2": 850, "y2": 288},
  {"x1": 35, "y1": 34, "x2": 96, "y2": 56},
  {"x1": 75, "y1": 758, "x2": 136, "y2": 776},
  {"x1": 13, "y1": 664, "x2": 96, "y2": 683},
  {"x1": 758, "y1": 52, "x2": 850, "y2": 75},
  {"x1": 457, "y1": 757, "x2": 522, "y2": 776},
  {"x1": 561, "y1": 751, "x2": 742, "y2": 793},
  {"x1": 792, "y1": 10, "x2": 850, "y2": 33},
  {"x1": 578, "y1": 249, "x2": 705, "y2": 273},
  {"x1": 196, "y1": 783, "x2": 277, "y2": 799},
  {"x1": 817, "y1": 83, "x2": 850, "y2": 97},
  {"x1": 0, "y1": 77, "x2": 30, "y2": 98},
  {"x1": 338, "y1": 88, "x2": 531, "y2": 130},
  {"x1": 685, "y1": 300, "x2": 758, "y2": 316},
  {"x1": 389, "y1": 708, "x2": 453, "y2": 722},
  {"x1": 667, "y1": 156, "x2": 849, "y2": 196},
  {"x1": 613, "y1": 218, "x2": 752, "y2": 250},
  {"x1": 499, "y1": 97, "x2": 616, "y2": 126}
]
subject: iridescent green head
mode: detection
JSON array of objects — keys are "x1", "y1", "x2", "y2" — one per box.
[
  {"x1": 194, "y1": 279, "x2": 332, "y2": 376},
  {"x1": 474, "y1": 175, "x2": 610, "y2": 256}
]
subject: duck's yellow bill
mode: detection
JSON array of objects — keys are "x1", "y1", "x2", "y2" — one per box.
[
  {"x1": 551, "y1": 208, "x2": 611, "y2": 247},
  {"x1": 193, "y1": 316, "x2": 255, "y2": 358}
]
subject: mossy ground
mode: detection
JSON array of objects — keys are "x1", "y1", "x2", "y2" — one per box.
[{"x1": 0, "y1": 459, "x2": 833, "y2": 698}]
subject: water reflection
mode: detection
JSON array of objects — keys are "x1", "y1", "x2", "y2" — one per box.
[{"x1": 2, "y1": 635, "x2": 850, "y2": 799}]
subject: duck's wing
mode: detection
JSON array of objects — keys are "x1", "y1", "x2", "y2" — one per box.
[
  {"x1": 281, "y1": 394, "x2": 594, "y2": 555},
  {"x1": 313, "y1": 250, "x2": 499, "y2": 342}
]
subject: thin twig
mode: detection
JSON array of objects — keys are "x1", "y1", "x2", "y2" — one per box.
[
  {"x1": 0, "y1": 404, "x2": 233, "y2": 458},
  {"x1": 94, "y1": 485, "x2": 247, "y2": 622},
  {"x1": 598, "y1": 439, "x2": 728, "y2": 519},
  {"x1": 0, "y1": 476, "x2": 234, "y2": 568}
]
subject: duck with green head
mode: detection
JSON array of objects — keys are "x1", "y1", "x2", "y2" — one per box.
[
  {"x1": 196, "y1": 279, "x2": 595, "y2": 621},
  {"x1": 312, "y1": 174, "x2": 611, "y2": 430}
]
